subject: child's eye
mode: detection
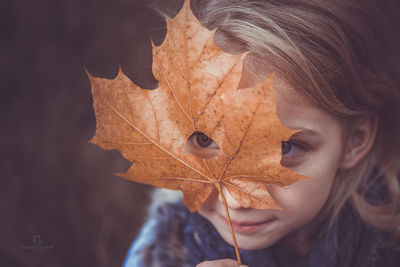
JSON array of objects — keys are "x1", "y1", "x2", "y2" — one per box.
[
  {"x1": 194, "y1": 132, "x2": 218, "y2": 148},
  {"x1": 281, "y1": 141, "x2": 292, "y2": 155},
  {"x1": 281, "y1": 140, "x2": 307, "y2": 166},
  {"x1": 281, "y1": 140, "x2": 307, "y2": 155},
  {"x1": 281, "y1": 140, "x2": 303, "y2": 155},
  {"x1": 184, "y1": 132, "x2": 220, "y2": 159}
]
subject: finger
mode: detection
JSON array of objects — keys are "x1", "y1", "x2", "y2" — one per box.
[{"x1": 196, "y1": 259, "x2": 239, "y2": 267}]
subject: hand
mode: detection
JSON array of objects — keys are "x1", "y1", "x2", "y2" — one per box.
[{"x1": 196, "y1": 259, "x2": 248, "y2": 267}]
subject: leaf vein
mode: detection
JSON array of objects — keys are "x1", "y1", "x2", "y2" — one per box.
[{"x1": 96, "y1": 89, "x2": 210, "y2": 180}]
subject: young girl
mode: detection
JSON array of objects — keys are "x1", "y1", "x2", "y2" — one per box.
[{"x1": 123, "y1": 0, "x2": 400, "y2": 266}]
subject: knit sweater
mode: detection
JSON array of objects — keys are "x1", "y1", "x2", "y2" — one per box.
[{"x1": 123, "y1": 190, "x2": 399, "y2": 267}]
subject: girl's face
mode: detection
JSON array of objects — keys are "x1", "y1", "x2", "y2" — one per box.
[{"x1": 198, "y1": 79, "x2": 345, "y2": 250}]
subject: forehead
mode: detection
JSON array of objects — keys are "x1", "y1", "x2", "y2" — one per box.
[{"x1": 272, "y1": 77, "x2": 340, "y2": 133}]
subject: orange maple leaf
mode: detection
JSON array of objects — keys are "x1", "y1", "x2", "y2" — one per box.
[
  {"x1": 89, "y1": 1, "x2": 308, "y2": 262},
  {"x1": 89, "y1": 0, "x2": 306, "y2": 213}
]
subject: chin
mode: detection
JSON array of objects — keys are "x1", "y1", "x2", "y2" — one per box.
[
  {"x1": 239, "y1": 238, "x2": 276, "y2": 251},
  {"x1": 220, "y1": 230, "x2": 277, "y2": 251}
]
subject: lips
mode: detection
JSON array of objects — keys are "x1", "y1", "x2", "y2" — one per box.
[{"x1": 218, "y1": 214, "x2": 275, "y2": 234}]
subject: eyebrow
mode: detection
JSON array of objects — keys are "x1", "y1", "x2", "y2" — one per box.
[{"x1": 292, "y1": 129, "x2": 320, "y2": 137}]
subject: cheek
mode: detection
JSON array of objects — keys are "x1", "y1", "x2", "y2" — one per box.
[
  {"x1": 269, "y1": 138, "x2": 343, "y2": 223},
  {"x1": 268, "y1": 171, "x2": 335, "y2": 225},
  {"x1": 198, "y1": 190, "x2": 219, "y2": 217}
]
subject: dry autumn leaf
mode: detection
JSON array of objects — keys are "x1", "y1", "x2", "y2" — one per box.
[
  {"x1": 89, "y1": 0, "x2": 306, "y2": 212},
  {"x1": 89, "y1": 1, "x2": 308, "y2": 263}
]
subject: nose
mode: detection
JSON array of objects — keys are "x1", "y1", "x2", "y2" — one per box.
[{"x1": 218, "y1": 186, "x2": 243, "y2": 210}]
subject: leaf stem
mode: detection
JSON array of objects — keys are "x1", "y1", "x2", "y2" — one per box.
[{"x1": 214, "y1": 182, "x2": 242, "y2": 266}]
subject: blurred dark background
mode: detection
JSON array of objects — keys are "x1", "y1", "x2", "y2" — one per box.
[
  {"x1": 1, "y1": 0, "x2": 183, "y2": 266},
  {"x1": 0, "y1": 0, "x2": 398, "y2": 266}
]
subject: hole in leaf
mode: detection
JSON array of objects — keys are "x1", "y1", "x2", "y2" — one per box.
[{"x1": 184, "y1": 131, "x2": 221, "y2": 160}]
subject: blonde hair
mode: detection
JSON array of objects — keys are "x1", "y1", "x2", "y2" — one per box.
[{"x1": 156, "y1": 0, "x2": 400, "y2": 241}]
